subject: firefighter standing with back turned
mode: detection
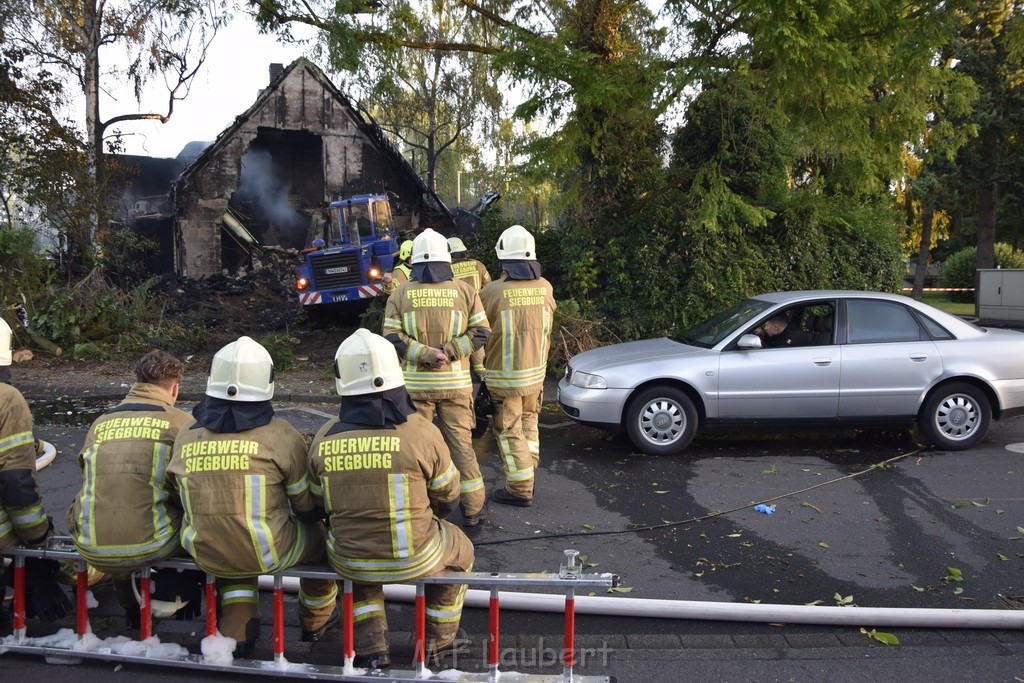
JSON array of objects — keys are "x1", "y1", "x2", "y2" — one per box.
[
  {"x1": 307, "y1": 329, "x2": 473, "y2": 670},
  {"x1": 382, "y1": 228, "x2": 491, "y2": 527},
  {"x1": 67, "y1": 349, "x2": 202, "y2": 628},
  {"x1": 168, "y1": 336, "x2": 339, "y2": 657},
  {"x1": 479, "y1": 225, "x2": 556, "y2": 506},
  {"x1": 0, "y1": 318, "x2": 71, "y2": 631},
  {"x1": 447, "y1": 237, "x2": 492, "y2": 293}
]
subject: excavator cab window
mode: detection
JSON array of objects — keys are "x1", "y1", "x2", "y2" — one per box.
[{"x1": 371, "y1": 199, "x2": 394, "y2": 237}]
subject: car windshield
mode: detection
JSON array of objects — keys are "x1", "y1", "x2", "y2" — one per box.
[{"x1": 672, "y1": 298, "x2": 773, "y2": 348}]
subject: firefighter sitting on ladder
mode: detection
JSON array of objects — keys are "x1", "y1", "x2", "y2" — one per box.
[
  {"x1": 307, "y1": 329, "x2": 473, "y2": 670},
  {"x1": 168, "y1": 337, "x2": 339, "y2": 656},
  {"x1": 382, "y1": 228, "x2": 491, "y2": 528},
  {"x1": 66, "y1": 349, "x2": 202, "y2": 628}
]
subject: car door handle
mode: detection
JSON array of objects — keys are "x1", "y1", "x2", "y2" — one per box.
[
  {"x1": 812, "y1": 358, "x2": 832, "y2": 366},
  {"x1": 910, "y1": 353, "x2": 928, "y2": 362}
]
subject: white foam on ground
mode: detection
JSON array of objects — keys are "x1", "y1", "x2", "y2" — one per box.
[
  {"x1": 3, "y1": 628, "x2": 187, "y2": 659},
  {"x1": 200, "y1": 632, "x2": 236, "y2": 664}
]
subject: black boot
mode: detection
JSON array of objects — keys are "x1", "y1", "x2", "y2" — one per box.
[{"x1": 353, "y1": 650, "x2": 391, "y2": 669}]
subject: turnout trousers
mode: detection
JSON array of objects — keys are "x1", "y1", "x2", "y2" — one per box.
[
  {"x1": 349, "y1": 520, "x2": 474, "y2": 656},
  {"x1": 492, "y1": 389, "x2": 543, "y2": 499},
  {"x1": 215, "y1": 521, "x2": 338, "y2": 648},
  {"x1": 413, "y1": 396, "x2": 485, "y2": 516}
]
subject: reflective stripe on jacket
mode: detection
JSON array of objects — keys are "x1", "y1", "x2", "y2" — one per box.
[{"x1": 383, "y1": 263, "x2": 411, "y2": 295}]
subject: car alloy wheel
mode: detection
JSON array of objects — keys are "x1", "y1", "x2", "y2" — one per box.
[
  {"x1": 918, "y1": 382, "x2": 991, "y2": 451},
  {"x1": 625, "y1": 386, "x2": 698, "y2": 455},
  {"x1": 935, "y1": 393, "x2": 978, "y2": 441},
  {"x1": 641, "y1": 399, "x2": 684, "y2": 444}
]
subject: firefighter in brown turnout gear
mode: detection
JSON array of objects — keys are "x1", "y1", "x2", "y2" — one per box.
[
  {"x1": 383, "y1": 228, "x2": 491, "y2": 527},
  {"x1": 67, "y1": 349, "x2": 201, "y2": 627},
  {"x1": 168, "y1": 337, "x2": 338, "y2": 656},
  {"x1": 480, "y1": 225, "x2": 556, "y2": 506},
  {"x1": 447, "y1": 237, "x2": 492, "y2": 293},
  {"x1": 0, "y1": 318, "x2": 72, "y2": 630},
  {"x1": 308, "y1": 329, "x2": 473, "y2": 670}
]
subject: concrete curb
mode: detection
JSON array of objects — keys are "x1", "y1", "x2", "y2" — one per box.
[{"x1": 19, "y1": 378, "x2": 564, "y2": 407}]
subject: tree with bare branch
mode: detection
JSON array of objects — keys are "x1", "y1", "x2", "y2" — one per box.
[{"x1": 4, "y1": 0, "x2": 226, "y2": 265}]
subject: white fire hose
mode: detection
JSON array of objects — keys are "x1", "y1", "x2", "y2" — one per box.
[{"x1": 257, "y1": 576, "x2": 1024, "y2": 629}]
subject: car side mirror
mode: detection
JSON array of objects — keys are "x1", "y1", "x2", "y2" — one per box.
[{"x1": 737, "y1": 333, "x2": 763, "y2": 349}]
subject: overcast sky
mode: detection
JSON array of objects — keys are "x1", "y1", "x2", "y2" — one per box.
[{"x1": 114, "y1": 16, "x2": 316, "y2": 158}]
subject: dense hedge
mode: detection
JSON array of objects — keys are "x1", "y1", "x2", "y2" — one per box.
[{"x1": 940, "y1": 243, "x2": 1024, "y2": 302}]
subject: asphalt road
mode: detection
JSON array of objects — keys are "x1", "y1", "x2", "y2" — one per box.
[{"x1": 6, "y1": 395, "x2": 1024, "y2": 681}]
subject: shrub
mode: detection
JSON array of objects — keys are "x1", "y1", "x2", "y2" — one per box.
[
  {"x1": 29, "y1": 272, "x2": 176, "y2": 354},
  {"x1": 547, "y1": 299, "x2": 618, "y2": 377},
  {"x1": 258, "y1": 332, "x2": 300, "y2": 372},
  {"x1": 0, "y1": 226, "x2": 53, "y2": 312},
  {"x1": 358, "y1": 295, "x2": 387, "y2": 334},
  {"x1": 940, "y1": 243, "x2": 1024, "y2": 302}
]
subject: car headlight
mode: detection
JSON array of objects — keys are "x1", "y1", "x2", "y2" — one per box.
[{"x1": 570, "y1": 370, "x2": 607, "y2": 389}]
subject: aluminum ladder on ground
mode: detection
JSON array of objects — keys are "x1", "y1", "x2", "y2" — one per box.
[{"x1": 2, "y1": 539, "x2": 619, "y2": 682}]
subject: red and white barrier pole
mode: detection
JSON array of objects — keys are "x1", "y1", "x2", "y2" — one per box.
[{"x1": 488, "y1": 586, "x2": 500, "y2": 682}]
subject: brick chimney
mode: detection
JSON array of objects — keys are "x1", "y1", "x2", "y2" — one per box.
[{"x1": 269, "y1": 63, "x2": 284, "y2": 84}]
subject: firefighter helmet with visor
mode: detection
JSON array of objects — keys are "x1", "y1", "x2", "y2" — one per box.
[
  {"x1": 398, "y1": 239, "x2": 414, "y2": 262},
  {"x1": 411, "y1": 228, "x2": 451, "y2": 264},
  {"x1": 495, "y1": 225, "x2": 536, "y2": 260},
  {"x1": 206, "y1": 336, "x2": 275, "y2": 401},
  {"x1": 334, "y1": 328, "x2": 405, "y2": 396},
  {"x1": 447, "y1": 236, "x2": 467, "y2": 254}
]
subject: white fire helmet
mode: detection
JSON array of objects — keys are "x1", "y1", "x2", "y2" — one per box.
[
  {"x1": 0, "y1": 318, "x2": 10, "y2": 367},
  {"x1": 206, "y1": 336, "x2": 275, "y2": 401},
  {"x1": 411, "y1": 228, "x2": 451, "y2": 264},
  {"x1": 446, "y1": 236, "x2": 467, "y2": 254},
  {"x1": 495, "y1": 225, "x2": 536, "y2": 260},
  {"x1": 334, "y1": 328, "x2": 405, "y2": 396}
]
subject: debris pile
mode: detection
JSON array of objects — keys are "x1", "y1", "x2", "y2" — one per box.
[{"x1": 149, "y1": 248, "x2": 305, "y2": 344}]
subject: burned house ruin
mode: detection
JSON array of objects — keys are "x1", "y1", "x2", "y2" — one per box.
[{"x1": 167, "y1": 59, "x2": 451, "y2": 277}]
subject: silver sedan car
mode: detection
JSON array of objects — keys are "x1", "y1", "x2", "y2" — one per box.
[{"x1": 558, "y1": 290, "x2": 1024, "y2": 454}]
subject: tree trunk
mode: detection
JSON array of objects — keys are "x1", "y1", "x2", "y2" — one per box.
[
  {"x1": 912, "y1": 206, "x2": 934, "y2": 299},
  {"x1": 977, "y1": 181, "x2": 997, "y2": 270},
  {"x1": 80, "y1": 0, "x2": 103, "y2": 266}
]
